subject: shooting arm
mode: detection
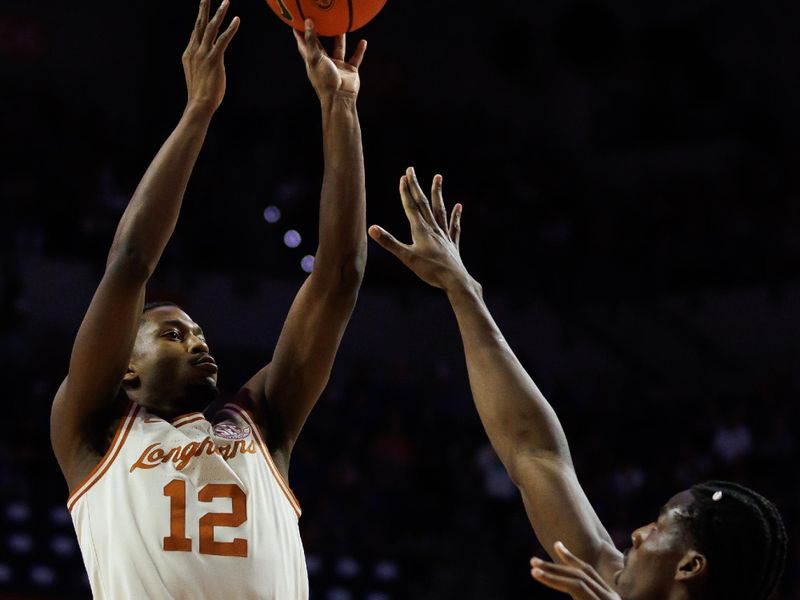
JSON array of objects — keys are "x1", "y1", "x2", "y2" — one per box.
[
  {"x1": 50, "y1": 0, "x2": 238, "y2": 490},
  {"x1": 247, "y1": 23, "x2": 367, "y2": 474}
]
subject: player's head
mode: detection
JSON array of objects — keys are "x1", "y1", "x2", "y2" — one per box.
[
  {"x1": 122, "y1": 301, "x2": 219, "y2": 415},
  {"x1": 615, "y1": 481, "x2": 786, "y2": 600}
]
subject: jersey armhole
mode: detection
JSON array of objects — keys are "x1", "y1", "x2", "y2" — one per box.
[
  {"x1": 224, "y1": 402, "x2": 302, "y2": 519},
  {"x1": 67, "y1": 401, "x2": 140, "y2": 511}
]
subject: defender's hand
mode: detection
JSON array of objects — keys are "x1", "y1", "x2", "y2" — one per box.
[
  {"x1": 369, "y1": 167, "x2": 469, "y2": 292},
  {"x1": 294, "y1": 19, "x2": 366, "y2": 100},
  {"x1": 531, "y1": 542, "x2": 622, "y2": 600},
  {"x1": 182, "y1": 0, "x2": 240, "y2": 115}
]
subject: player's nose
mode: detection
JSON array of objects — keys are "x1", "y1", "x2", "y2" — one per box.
[{"x1": 189, "y1": 335, "x2": 209, "y2": 354}]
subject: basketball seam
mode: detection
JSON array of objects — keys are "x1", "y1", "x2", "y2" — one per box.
[
  {"x1": 294, "y1": 0, "x2": 306, "y2": 22},
  {"x1": 346, "y1": 0, "x2": 353, "y2": 32}
]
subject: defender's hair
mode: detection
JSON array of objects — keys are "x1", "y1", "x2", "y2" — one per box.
[{"x1": 686, "y1": 481, "x2": 787, "y2": 600}]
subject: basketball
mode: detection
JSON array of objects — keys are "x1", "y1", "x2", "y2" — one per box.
[{"x1": 265, "y1": 0, "x2": 386, "y2": 36}]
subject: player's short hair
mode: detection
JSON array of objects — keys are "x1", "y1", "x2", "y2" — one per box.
[
  {"x1": 685, "y1": 481, "x2": 787, "y2": 600},
  {"x1": 143, "y1": 300, "x2": 183, "y2": 314},
  {"x1": 139, "y1": 301, "x2": 184, "y2": 328}
]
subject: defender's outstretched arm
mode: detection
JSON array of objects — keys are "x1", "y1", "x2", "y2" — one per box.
[
  {"x1": 238, "y1": 21, "x2": 367, "y2": 477},
  {"x1": 51, "y1": 0, "x2": 239, "y2": 492},
  {"x1": 369, "y1": 170, "x2": 623, "y2": 582}
]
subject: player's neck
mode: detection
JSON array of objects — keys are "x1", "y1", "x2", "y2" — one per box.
[{"x1": 129, "y1": 387, "x2": 215, "y2": 421}]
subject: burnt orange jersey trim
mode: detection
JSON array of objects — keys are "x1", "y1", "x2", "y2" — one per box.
[
  {"x1": 172, "y1": 414, "x2": 206, "y2": 428},
  {"x1": 227, "y1": 404, "x2": 301, "y2": 519},
  {"x1": 67, "y1": 402, "x2": 140, "y2": 511},
  {"x1": 170, "y1": 412, "x2": 205, "y2": 427}
]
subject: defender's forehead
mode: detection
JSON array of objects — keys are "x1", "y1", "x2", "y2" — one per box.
[{"x1": 660, "y1": 489, "x2": 695, "y2": 522}]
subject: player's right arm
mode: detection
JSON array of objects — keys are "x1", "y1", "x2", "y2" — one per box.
[
  {"x1": 369, "y1": 169, "x2": 624, "y2": 582},
  {"x1": 50, "y1": 0, "x2": 239, "y2": 492}
]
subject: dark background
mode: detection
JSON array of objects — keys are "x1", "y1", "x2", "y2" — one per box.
[{"x1": 1, "y1": 0, "x2": 798, "y2": 598}]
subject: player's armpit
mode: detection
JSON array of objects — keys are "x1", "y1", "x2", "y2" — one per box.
[
  {"x1": 259, "y1": 274, "x2": 360, "y2": 457},
  {"x1": 50, "y1": 261, "x2": 149, "y2": 486}
]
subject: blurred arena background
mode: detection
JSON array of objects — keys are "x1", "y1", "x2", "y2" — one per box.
[{"x1": 1, "y1": 0, "x2": 798, "y2": 598}]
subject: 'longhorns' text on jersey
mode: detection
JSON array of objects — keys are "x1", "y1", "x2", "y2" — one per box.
[{"x1": 68, "y1": 401, "x2": 308, "y2": 599}]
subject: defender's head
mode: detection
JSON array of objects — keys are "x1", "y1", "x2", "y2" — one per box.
[
  {"x1": 123, "y1": 302, "x2": 219, "y2": 417},
  {"x1": 615, "y1": 481, "x2": 787, "y2": 600}
]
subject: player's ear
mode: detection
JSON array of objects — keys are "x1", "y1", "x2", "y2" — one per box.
[{"x1": 675, "y1": 550, "x2": 707, "y2": 582}]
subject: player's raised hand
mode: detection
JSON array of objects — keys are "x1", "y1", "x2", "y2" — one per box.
[
  {"x1": 294, "y1": 19, "x2": 367, "y2": 100},
  {"x1": 369, "y1": 167, "x2": 469, "y2": 292},
  {"x1": 531, "y1": 542, "x2": 622, "y2": 600},
  {"x1": 182, "y1": 0, "x2": 240, "y2": 115}
]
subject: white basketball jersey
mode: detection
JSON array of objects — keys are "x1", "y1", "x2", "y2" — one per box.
[{"x1": 69, "y1": 401, "x2": 308, "y2": 599}]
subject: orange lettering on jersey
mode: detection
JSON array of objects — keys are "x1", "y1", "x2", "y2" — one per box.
[{"x1": 129, "y1": 436, "x2": 257, "y2": 473}]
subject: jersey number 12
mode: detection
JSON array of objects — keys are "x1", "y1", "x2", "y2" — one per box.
[{"x1": 163, "y1": 479, "x2": 248, "y2": 557}]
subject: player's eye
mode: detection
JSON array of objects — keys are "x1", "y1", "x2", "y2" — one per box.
[{"x1": 163, "y1": 330, "x2": 183, "y2": 340}]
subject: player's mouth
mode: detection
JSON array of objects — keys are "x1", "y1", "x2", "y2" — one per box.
[{"x1": 192, "y1": 354, "x2": 218, "y2": 373}]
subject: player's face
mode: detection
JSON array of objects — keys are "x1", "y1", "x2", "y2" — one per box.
[
  {"x1": 130, "y1": 306, "x2": 219, "y2": 408},
  {"x1": 614, "y1": 490, "x2": 696, "y2": 599}
]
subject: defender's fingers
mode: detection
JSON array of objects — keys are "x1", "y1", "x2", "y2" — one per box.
[
  {"x1": 211, "y1": 15, "x2": 240, "y2": 56},
  {"x1": 430, "y1": 174, "x2": 448, "y2": 232},
  {"x1": 368, "y1": 226, "x2": 412, "y2": 262},
  {"x1": 531, "y1": 568, "x2": 597, "y2": 600},
  {"x1": 553, "y1": 542, "x2": 608, "y2": 589},
  {"x1": 405, "y1": 167, "x2": 437, "y2": 227},
  {"x1": 202, "y1": 0, "x2": 230, "y2": 49},
  {"x1": 348, "y1": 39, "x2": 367, "y2": 68},
  {"x1": 333, "y1": 34, "x2": 346, "y2": 61},
  {"x1": 399, "y1": 177, "x2": 426, "y2": 230},
  {"x1": 192, "y1": 0, "x2": 210, "y2": 45},
  {"x1": 532, "y1": 558, "x2": 609, "y2": 599},
  {"x1": 449, "y1": 203, "x2": 462, "y2": 248}
]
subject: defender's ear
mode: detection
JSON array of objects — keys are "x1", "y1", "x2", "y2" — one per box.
[{"x1": 675, "y1": 550, "x2": 707, "y2": 582}]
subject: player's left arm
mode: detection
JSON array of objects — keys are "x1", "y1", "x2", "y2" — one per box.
[{"x1": 237, "y1": 20, "x2": 367, "y2": 474}]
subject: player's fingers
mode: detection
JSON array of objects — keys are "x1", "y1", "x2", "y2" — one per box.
[
  {"x1": 554, "y1": 543, "x2": 607, "y2": 588},
  {"x1": 202, "y1": 0, "x2": 230, "y2": 49},
  {"x1": 304, "y1": 19, "x2": 324, "y2": 64},
  {"x1": 348, "y1": 39, "x2": 367, "y2": 68},
  {"x1": 211, "y1": 15, "x2": 240, "y2": 56},
  {"x1": 430, "y1": 174, "x2": 448, "y2": 232},
  {"x1": 294, "y1": 28, "x2": 308, "y2": 59},
  {"x1": 333, "y1": 34, "x2": 346, "y2": 61},
  {"x1": 531, "y1": 567, "x2": 597, "y2": 600},
  {"x1": 405, "y1": 167, "x2": 437, "y2": 227},
  {"x1": 368, "y1": 226, "x2": 412, "y2": 262},
  {"x1": 449, "y1": 203, "x2": 462, "y2": 249}
]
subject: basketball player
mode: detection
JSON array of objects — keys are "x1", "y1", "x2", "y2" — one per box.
[
  {"x1": 369, "y1": 168, "x2": 787, "y2": 600},
  {"x1": 50, "y1": 1, "x2": 368, "y2": 597}
]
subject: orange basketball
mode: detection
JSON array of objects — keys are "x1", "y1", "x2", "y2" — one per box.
[{"x1": 265, "y1": 0, "x2": 387, "y2": 36}]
